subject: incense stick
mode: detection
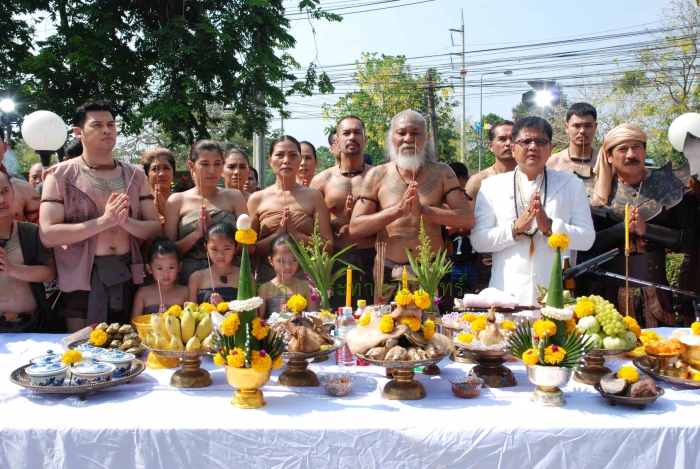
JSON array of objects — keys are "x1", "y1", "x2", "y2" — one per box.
[
  {"x1": 376, "y1": 241, "x2": 386, "y2": 305},
  {"x1": 198, "y1": 168, "x2": 215, "y2": 294},
  {"x1": 157, "y1": 277, "x2": 165, "y2": 313}
]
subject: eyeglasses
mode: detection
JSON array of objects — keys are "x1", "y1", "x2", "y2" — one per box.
[{"x1": 514, "y1": 138, "x2": 550, "y2": 148}]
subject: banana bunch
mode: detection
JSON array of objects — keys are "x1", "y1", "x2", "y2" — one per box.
[{"x1": 146, "y1": 303, "x2": 213, "y2": 352}]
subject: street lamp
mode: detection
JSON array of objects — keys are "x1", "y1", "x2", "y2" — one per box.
[
  {"x1": 21, "y1": 111, "x2": 68, "y2": 170},
  {"x1": 479, "y1": 70, "x2": 513, "y2": 172},
  {"x1": 521, "y1": 80, "x2": 560, "y2": 118},
  {"x1": 0, "y1": 99, "x2": 14, "y2": 114}
]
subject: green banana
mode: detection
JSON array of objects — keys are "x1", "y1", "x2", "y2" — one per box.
[
  {"x1": 185, "y1": 336, "x2": 201, "y2": 351},
  {"x1": 181, "y1": 311, "x2": 196, "y2": 343},
  {"x1": 195, "y1": 314, "x2": 212, "y2": 341}
]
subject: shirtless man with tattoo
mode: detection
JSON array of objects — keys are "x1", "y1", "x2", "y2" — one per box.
[
  {"x1": 311, "y1": 116, "x2": 375, "y2": 308},
  {"x1": 0, "y1": 127, "x2": 41, "y2": 223},
  {"x1": 349, "y1": 110, "x2": 474, "y2": 307},
  {"x1": 40, "y1": 101, "x2": 161, "y2": 331}
]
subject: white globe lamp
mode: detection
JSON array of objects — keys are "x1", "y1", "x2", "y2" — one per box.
[
  {"x1": 21, "y1": 110, "x2": 68, "y2": 169},
  {"x1": 668, "y1": 113, "x2": 700, "y2": 153}
]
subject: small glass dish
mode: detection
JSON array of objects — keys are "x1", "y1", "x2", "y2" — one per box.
[
  {"x1": 319, "y1": 373, "x2": 355, "y2": 397},
  {"x1": 448, "y1": 375, "x2": 483, "y2": 398}
]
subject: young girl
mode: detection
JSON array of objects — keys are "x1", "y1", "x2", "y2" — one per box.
[
  {"x1": 188, "y1": 222, "x2": 240, "y2": 305},
  {"x1": 131, "y1": 238, "x2": 189, "y2": 320},
  {"x1": 257, "y1": 235, "x2": 318, "y2": 319}
]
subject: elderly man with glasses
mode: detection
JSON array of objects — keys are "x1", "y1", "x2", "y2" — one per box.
[{"x1": 470, "y1": 116, "x2": 595, "y2": 306}]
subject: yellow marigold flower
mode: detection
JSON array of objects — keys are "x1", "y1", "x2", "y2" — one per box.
[
  {"x1": 379, "y1": 315, "x2": 395, "y2": 334},
  {"x1": 575, "y1": 300, "x2": 596, "y2": 318},
  {"x1": 628, "y1": 324, "x2": 642, "y2": 339},
  {"x1": 543, "y1": 344, "x2": 567, "y2": 365},
  {"x1": 692, "y1": 322, "x2": 700, "y2": 335},
  {"x1": 359, "y1": 313, "x2": 371, "y2": 327},
  {"x1": 548, "y1": 233, "x2": 570, "y2": 250},
  {"x1": 251, "y1": 350, "x2": 272, "y2": 373},
  {"x1": 166, "y1": 305, "x2": 183, "y2": 317},
  {"x1": 251, "y1": 317, "x2": 270, "y2": 340},
  {"x1": 640, "y1": 330, "x2": 663, "y2": 345},
  {"x1": 423, "y1": 320, "x2": 436, "y2": 341},
  {"x1": 413, "y1": 290, "x2": 431, "y2": 309},
  {"x1": 565, "y1": 318, "x2": 576, "y2": 334},
  {"x1": 395, "y1": 289, "x2": 413, "y2": 306},
  {"x1": 235, "y1": 228, "x2": 257, "y2": 245},
  {"x1": 617, "y1": 366, "x2": 639, "y2": 384},
  {"x1": 221, "y1": 313, "x2": 240, "y2": 337},
  {"x1": 522, "y1": 348, "x2": 540, "y2": 366},
  {"x1": 500, "y1": 321, "x2": 515, "y2": 331},
  {"x1": 213, "y1": 353, "x2": 225, "y2": 366},
  {"x1": 287, "y1": 294, "x2": 307, "y2": 314},
  {"x1": 400, "y1": 316, "x2": 422, "y2": 332},
  {"x1": 470, "y1": 317, "x2": 487, "y2": 335},
  {"x1": 227, "y1": 348, "x2": 246, "y2": 368},
  {"x1": 461, "y1": 313, "x2": 477, "y2": 323},
  {"x1": 457, "y1": 333, "x2": 473, "y2": 344},
  {"x1": 89, "y1": 329, "x2": 108, "y2": 347},
  {"x1": 693, "y1": 372, "x2": 700, "y2": 381},
  {"x1": 533, "y1": 319, "x2": 557, "y2": 338},
  {"x1": 216, "y1": 302, "x2": 230, "y2": 313},
  {"x1": 62, "y1": 350, "x2": 83, "y2": 365},
  {"x1": 199, "y1": 302, "x2": 216, "y2": 314},
  {"x1": 273, "y1": 356, "x2": 283, "y2": 370}
]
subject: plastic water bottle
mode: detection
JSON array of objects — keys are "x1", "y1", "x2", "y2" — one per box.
[
  {"x1": 353, "y1": 300, "x2": 366, "y2": 319},
  {"x1": 337, "y1": 306, "x2": 357, "y2": 374}
]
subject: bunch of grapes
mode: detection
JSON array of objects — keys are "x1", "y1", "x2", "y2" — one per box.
[{"x1": 580, "y1": 295, "x2": 628, "y2": 337}]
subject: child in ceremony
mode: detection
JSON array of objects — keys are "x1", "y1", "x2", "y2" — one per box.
[{"x1": 188, "y1": 222, "x2": 240, "y2": 306}]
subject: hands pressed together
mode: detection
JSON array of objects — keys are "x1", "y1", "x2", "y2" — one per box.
[{"x1": 513, "y1": 190, "x2": 552, "y2": 235}]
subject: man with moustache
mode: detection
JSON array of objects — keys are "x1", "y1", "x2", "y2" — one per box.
[
  {"x1": 470, "y1": 116, "x2": 594, "y2": 306},
  {"x1": 465, "y1": 120, "x2": 515, "y2": 293},
  {"x1": 547, "y1": 103, "x2": 599, "y2": 178},
  {"x1": 0, "y1": 127, "x2": 41, "y2": 223},
  {"x1": 312, "y1": 116, "x2": 375, "y2": 308},
  {"x1": 580, "y1": 123, "x2": 695, "y2": 327},
  {"x1": 40, "y1": 101, "x2": 161, "y2": 332},
  {"x1": 28, "y1": 163, "x2": 43, "y2": 190},
  {"x1": 350, "y1": 110, "x2": 473, "y2": 307}
]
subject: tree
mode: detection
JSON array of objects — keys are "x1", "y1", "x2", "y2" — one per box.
[
  {"x1": 322, "y1": 53, "x2": 459, "y2": 164},
  {"x1": 2, "y1": 0, "x2": 339, "y2": 145}
]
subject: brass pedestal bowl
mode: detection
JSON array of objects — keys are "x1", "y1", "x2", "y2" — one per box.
[
  {"x1": 573, "y1": 347, "x2": 635, "y2": 385},
  {"x1": 225, "y1": 365, "x2": 272, "y2": 409},
  {"x1": 278, "y1": 339, "x2": 343, "y2": 388},
  {"x1": 454, "y1": 345, "x2": 516, "y2": 388},
  {"x1": 132, "y1": 315, "x2": 180, "y2": 369},
  {"x1": 143, "y1": 346, "x2": 212, "y2": 388},
  {"x1": 357, "y1": 352, "x2": 450, "y2": 400}
]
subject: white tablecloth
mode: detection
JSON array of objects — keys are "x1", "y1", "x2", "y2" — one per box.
[{"x1": 0, "y1": 329, "x2": 698, "y2": 469}]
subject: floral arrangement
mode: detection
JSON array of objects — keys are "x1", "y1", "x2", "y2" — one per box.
[
  {"x1": 405, "y1": 217, "x2": 452, "y2": 312},
  {"x1": 286, "y1": 294, "x2": 307, "y2": 314},
  {"x1": 287, "y1": 217, "x2": 360, "y2": 311},
  {"x1": 211, "y1": 215, "x2": 285, "y2": 374}
]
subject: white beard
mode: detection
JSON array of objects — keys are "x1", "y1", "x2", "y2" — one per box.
[{"x1": 387, "y1": 142, "x2": 428, "y2": 173}]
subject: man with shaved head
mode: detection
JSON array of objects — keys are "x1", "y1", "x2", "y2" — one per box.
[
  {"x1": 0, "y1": 127, "x2": 41, "y2": 222},
  {"x1": 350, "y1": 110, "x2": 474, "y2": 307}
]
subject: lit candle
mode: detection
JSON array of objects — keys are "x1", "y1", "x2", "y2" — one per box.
[
  {"x1": 346, "y1": 267, "x2": 352, "y2": 307},
  {"x1": 402, "y1": 267, "x2": 408, "y2": 290},
  {"x1": 624, "y1": 203, "x2": 629, "y2": 250}
]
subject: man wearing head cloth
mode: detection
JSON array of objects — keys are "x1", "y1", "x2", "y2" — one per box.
[{"x1": 579, "y1": 123, "x2": 696, "y2": 327}]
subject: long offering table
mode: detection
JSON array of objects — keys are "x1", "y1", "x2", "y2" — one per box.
[{"x1": 1, "y1": 330, "x2": 698, "y2": 468}]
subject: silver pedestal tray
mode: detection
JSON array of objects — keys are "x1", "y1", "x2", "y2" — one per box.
[
  {"x1": 594, "y1": 382, "x2": 664, "y2": 409},
  {"x1": 357, "y1": 352, "x2": 450, "y2": 400},
  {"x1": 278, "y1": 339, "x2": 344, "y2": 387}
]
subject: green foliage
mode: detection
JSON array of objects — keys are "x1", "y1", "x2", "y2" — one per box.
[
  {"x1": 323, "y1": 54, "x2": 459, "y2": 164},
  {"x1": 315, "y1": 145, "x2": 335, "y2": 173},
  {"x1": 506, "y1": 321, "x2": 595, "y2": 370}
]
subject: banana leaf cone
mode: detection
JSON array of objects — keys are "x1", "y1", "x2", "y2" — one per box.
[
  {"x1": 235, "y1": 243, "x2": 261, "y2": 351},
  {"x1": 546, "y1": 247, "x2": 567, "y2": 347}
]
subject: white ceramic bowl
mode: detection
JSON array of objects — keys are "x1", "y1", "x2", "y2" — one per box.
[
  {"x1": 98, "y1": 351, "x2": 135, "y2": 378},
  {"x1": 25, "y1": 362, "x2": 68, "y2": 386},
  {"x1": 71, "y1": 360, "x2": 116, "y2": 385},
  {"x1": 29, "y1": 350, "x2": 64, "y2": 366}
]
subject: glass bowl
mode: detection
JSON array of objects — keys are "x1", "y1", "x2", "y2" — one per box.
[
  {"x1": 448, "y1": 375, "x2": 484, "y2": 398},
  {"x1": 319, "y1": 373, "x2": 355, "y2": 397}
]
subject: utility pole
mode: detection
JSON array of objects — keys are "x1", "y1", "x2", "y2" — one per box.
[
  {"x1": 425, "y1": 70, "x2": 439, "y2": 154},
  {"x1": 450, "y1": 10, "x2": 466, "y2": 165},
  {"x1": 252, "y1": 91, "x2": 267, "y2": 189},
  {"x1": 280, "y1": 78, "x2": 285, "y2": 135}
]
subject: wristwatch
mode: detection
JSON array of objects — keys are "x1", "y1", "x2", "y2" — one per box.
[
  {"x1": 511, "y1": 220, "x2": 521, "y2": 238},
  {"x1": 542, "y1": 218, "x2": 553, "y2": 237}
]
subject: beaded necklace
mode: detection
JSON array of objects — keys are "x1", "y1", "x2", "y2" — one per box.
[{"x1": 513, "y1": 168, "x2": 548, "y2": 255}]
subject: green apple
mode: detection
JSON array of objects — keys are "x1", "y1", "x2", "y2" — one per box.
[
  {"x1": 603, "y1": 336, "x2": 626, "y2": 349},
  {"x1": 582, "y1": 333, "x2": 602, "y2": 349},
  {"x1": 576, "y1": 316, "x2": 600, "y2": 335},
  {"x1": 624, "y1": 331, "x2": 637, "y2": 348}
]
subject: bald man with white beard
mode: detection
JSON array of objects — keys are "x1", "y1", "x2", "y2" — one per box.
[{"x1": 349, "y1": 110, "x2": 474, "y2": 305}]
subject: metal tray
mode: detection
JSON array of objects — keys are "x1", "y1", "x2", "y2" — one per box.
[
  {"x1": 356, "y1": 351, "x2": 450, "y2": 369},
  {"x1": 594, "y1": 382, "x2": 664, "y2": 409},
  {"x1": 283, "y1": 338, "x2": 344, "y2": 360},
  {"x1": 68, "y1": 338, "x2": 146, "y2": 357},
  {"x1": 633, "y1": 355, "x2": 700, "y2": 388},
  {"x1": 10, "y1": 359, "x2": 145, "y2": 400},
  {"x1": 588, "y1": 347, "x2": 635, "y2": 356},
  {"x1": 141, "y1": 345, "x2": 211, "y2": 359}
]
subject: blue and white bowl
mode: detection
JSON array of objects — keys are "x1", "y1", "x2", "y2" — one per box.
[
  {"x1": 25, "y1": 362, "x2": 68, "y2": 386},
  {"x1": 98, "y1": 351, "x2": 135, "y2": 378},
  {"x1": 71, "y1": 360, "x2": 115, "y2": 385},
  {"x1": 29, "y1": 350, "x2": 64, "y2": 366},
  {"x1": 73, "y1": 344, "x2": 106, "y2": 360}
]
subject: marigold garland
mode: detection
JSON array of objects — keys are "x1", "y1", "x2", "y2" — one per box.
[
  {"x1": 423, "y1": 320, "x2": 436, "y2": 341},
  {"x1": 522, "y1": 348, "x2": 540, "y2": 366},
  {"x1": 213, "y1": 353, "x2": 225, "y2": 366},
  {"x1": 235, "y1": 228, "x2": 257, "y2": 245},
  {"x1": 692, "y1": 322, "x2": 700, "y2": 335},
  {"x1": 199, "y1": 302, "x2": 216, "y2": 314},
  {"x1": 221, "y1": 313, "x2": 241, "y2": 337},
  {"x1": 251, "y1": 350, "x2": 272, "y2": 373},
  {"x1": 500, "y1": 321, "x2": 515, "y2": 331},
  {"x1": 533, "y1": 319, "x2": 557, "y2": 338},
  {"x1": 470, "y1": 317, "x2": 487, "y2": 335},
  {"x1": 574, "y1": 300, "x2": 596, "y2": 318},
  {"x1": 548, "y1": 233, "x2": 570, "y2": 250},
  {"x1": 166, "y1": 304, "x2": 183, "y2": 317},
  {"x1": 62, "y1": 350, "x2": 82, "y2": 365},
  {"x1": 251, "y1": 318, "x2": 270, "y2": 340},
  {"x1": 461, "y1": 313, "x2": 477, "y2": 323},
  {"x1": 543, "y1": 344, "x2": 567, "y2": 365},
  {"x1": 89, "y1": 329, "x2": 108, "y2": 347},
  {"x1": 395, "y1": 289, "x2": 413, "y2": 306},
  {"x1": 359, "y1": 313, "x2": 371, "y2": 327},
  {"x1": 217, "y1": 301, "x2": 230, "y2": 313},
  {"x1": 457, "y1": 332, "x2": 473, "y2": 344},
  {"x1": 565, "y1": 318, "x2": 577, "y2": 334},
  {"x1": 640, "y1": 330, "x2": 663, "y2": 344},
  {"x1": 227, "y1": 348, "x2": 246, "y2": 368},
  {"x1": 617, "y1": 366, "x2": 639, "y2": 384},
  {"x1": 379, "y1": 315, "x2": 395, "y2": 333},
  {"x1": 400, "y1": 316, "x2": 422, "y2": 332},
  {"x1": 287, "y1": 294, "x2": 307, "y2": 314},
  {"x1": 413, "y1": 290, "x2": 432, "y2": 309}
]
